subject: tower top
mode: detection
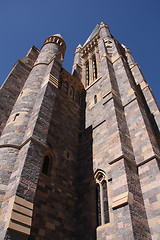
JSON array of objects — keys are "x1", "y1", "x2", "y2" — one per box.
[
  {"x1": 83, "y1": 24, "x2": 99, "y2": 46},
  {"x1": 42, "y1": 33, "x2": 66, "y2": 58}
]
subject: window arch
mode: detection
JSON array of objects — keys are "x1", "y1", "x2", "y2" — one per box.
[{"x1": 95, "y1": 171, "x2": 109, "y2": 226}]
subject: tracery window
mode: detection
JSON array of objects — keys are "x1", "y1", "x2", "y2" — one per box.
[{"x1": 95, "y1": 171, "x2": 109, "y2": 226}]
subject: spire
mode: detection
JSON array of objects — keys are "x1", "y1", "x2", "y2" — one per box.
[{"x1": 83, "y1": 24, "x2": 99, "y2": 46}]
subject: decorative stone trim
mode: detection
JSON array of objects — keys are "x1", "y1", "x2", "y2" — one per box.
[
  {"x1": 139, "y1": 80, "x2": 149, "y2": 91},
  {"x1": 49, "y1": 74, "x2": 59, "y2": 88},
  {"x1": 112, "y1": 191, "x2": 133, "y2": 209},
  {"x1": 8, "y1": 196, "x2": 33, "y2": 235},
  {"x1": 0, "y1": 136, "x2": 48, "y2": 150},
  {"x1": 82, "y1": 33, "x2": 100, "y2": 56},
  {"x1": 85, "y1": 76, "x2": 102, "y2": 90}
]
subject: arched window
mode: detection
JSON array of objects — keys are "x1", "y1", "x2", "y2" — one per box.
[
  {"x1": 69, "y1": 86, "x2": 75, "y2": 100},
  {"x1": 94, "y1": 95, "x2": 97, "y2": 104},
  {"x1": 41, "y1": 155, "x2": 51, "y2": 176},
  {"x1": 95, "y1": 171, "x2": 109, "y2": 227},
  {"x1": 92, "y1": 55, "x2": 97, "y2": 80}
]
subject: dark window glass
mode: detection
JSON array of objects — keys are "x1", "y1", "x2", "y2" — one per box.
[
  {"x1": 70, "y1": 86, "x2": 75, "y2": 100},
  {"x1": 102, "y1": 180, "x2": 109, "y2": 224},
  {"x1": 58, "y1": 77, "x2": 62, "y2": 89},
  {"x1": 96, "y1": 184, "x2": 101, "y2": 226},
  {"x1": 42, "y1": 155, "x2": 50, "y2": 175},
  {"x1": 78, "y1": 134, "x2": 82, "y2": 143},
  {"x1": 94, "y1": 95, "x2": 97, "y2": 104},
  {"x1": 93, "y1": 56, "x2": 97, "y2": 80},
  {"x1": 13, "y1": 113, "x2": 20, "y2": 121}
]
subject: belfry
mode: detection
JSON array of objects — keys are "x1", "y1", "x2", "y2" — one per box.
[{"x1": 0, "y1": 22, "x2": 160, "y2": 240}]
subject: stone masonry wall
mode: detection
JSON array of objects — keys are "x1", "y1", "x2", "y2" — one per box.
[
  {"x1": 29, "y1": 69, "x2": 84, "y2": 240},
  {"x1": 0, "y1": 46, "x2": 39, "y2": 135}
]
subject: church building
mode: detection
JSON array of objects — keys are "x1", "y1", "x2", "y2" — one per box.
[{"x1": 0, "y1": 22, "x2": 160, "y2": 240}]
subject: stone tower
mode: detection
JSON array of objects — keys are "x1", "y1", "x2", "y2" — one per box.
[{"x1": 0, "y1": 22, "x2": 160, "y2": 240}]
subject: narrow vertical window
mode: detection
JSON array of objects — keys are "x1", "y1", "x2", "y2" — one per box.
[
  {"x1": 86, "y1": 62, "x2": 89, "y2": 86},
  {"x1": 13, "y1": 113, "x2": 20, "y2": 121},
  {"x1": 96, "y1": 184, "x2": 101, "y2": 226},
  {"x1": 70, "y1": 86, "x2": 75, "y2": 100},
  {"x1": 93, "y1": 55, "x2": 97, "y2": 80},
  {"x1": 78, "y1": 134, "x2": 82, "y2": 144},
  {"x1": 42, "y1": 155, "x2": 50, "y2": 176},
  {"x1": 95, "y1": 171, "x2": 109, "y2": 226},
  {"x1": 94, "y1": 95, "x2": 97, "y2": 104},
  {"x1": 58, "y1": 77, "x2": 62, "y2": 89},
  {"x1": 102, "y1": 180, "x2": 109, "y2": 224}
]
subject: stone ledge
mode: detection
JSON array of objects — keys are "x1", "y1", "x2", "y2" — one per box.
[
  {"x1": 9, "y1": 220, "x2": 30, "y2": 236},
  {"x1": 112, "y1": 191, "x2": 133, "y2": 209},
  {"x1": 8, "y1": 196, "x2": 33, "y2": 236}
]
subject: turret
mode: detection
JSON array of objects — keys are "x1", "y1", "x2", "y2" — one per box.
[{"x1": 0, "y1": 33, "x2": 66, "y2": 239}]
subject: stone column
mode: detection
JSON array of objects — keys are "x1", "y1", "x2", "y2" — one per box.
[
  {"x1": 95, "y1": 45, "x2": 101, "y2": 79},
  {"x1": 123, "y1": 45, "x2": 160, "y2": 131}
]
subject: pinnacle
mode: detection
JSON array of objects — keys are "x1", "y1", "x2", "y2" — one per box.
[{"x1": 76, "y1": 44, "x2": 82, "y2": 48}]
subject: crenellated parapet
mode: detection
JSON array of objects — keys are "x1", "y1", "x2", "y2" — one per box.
[{"x1": 42, "y1": 34, "x2": 66, "y2": 58}]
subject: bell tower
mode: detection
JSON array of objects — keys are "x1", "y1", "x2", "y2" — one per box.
[
  {"x1": 73, "y1": 22, "x2": 160, "y2": 240},
  {"x1": 0, "y1": 22, "x2": 160, "y2": 240}
]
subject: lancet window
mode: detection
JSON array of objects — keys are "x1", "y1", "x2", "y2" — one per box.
[
  {"x1": 41, "y1": 155, "x2": 51, "y2": 176},
  {"x1": 86, "y1": 61, "x2": 89, "y2": 86},
  {"x1": 95, "y1": 171, "x2": 109, "y2": 227},
  {"x1": 92, "y1": 55, "x2": 97, "y2": 80},
  {"x1": 94, "y1": 95, "x2": 97, "y2": 104}
]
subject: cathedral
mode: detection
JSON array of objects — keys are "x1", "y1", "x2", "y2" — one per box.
[{"x1": 0, "y1": 22, "x2": 160, "y2": 240}]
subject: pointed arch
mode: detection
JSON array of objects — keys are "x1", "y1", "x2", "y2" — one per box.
[{"x1": 94, "y1": 170, "x2": 110, "y2": 226}]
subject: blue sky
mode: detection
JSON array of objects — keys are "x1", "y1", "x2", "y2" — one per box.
[{"x1": 0, "y1": 0, "x2": 160, "y2": 105}]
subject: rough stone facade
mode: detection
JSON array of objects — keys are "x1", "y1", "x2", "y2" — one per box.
[{"x1": 0, "y1": 22, "x2": 159, "y2": 240}]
